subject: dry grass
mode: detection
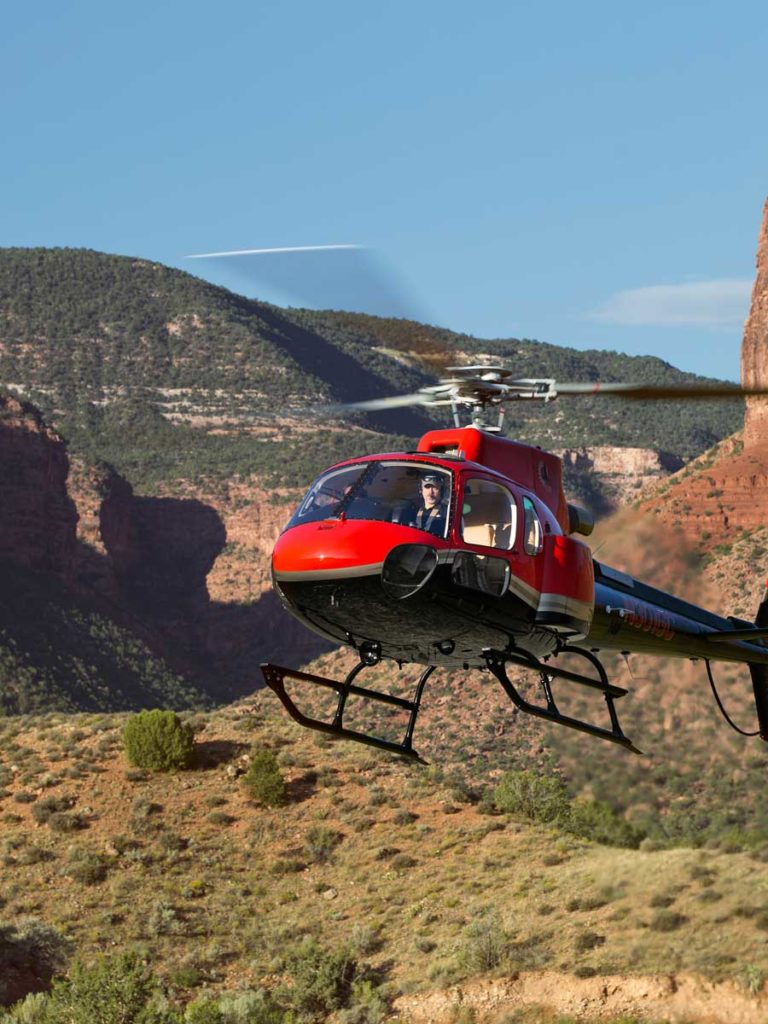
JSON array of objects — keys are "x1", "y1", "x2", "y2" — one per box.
[{"x1": 1, "y1": 698, "x2": 767, "y2": 1012}]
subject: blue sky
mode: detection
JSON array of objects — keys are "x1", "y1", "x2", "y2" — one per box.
[{"x1": 2, "y1": 0, "x2": 766, "y2": 380}]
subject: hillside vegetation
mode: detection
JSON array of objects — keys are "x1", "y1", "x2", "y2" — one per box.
[
  {"x1": 0, "y1": 564, "x2": 208, "y2": 715},
  {"x1": 0, "y1": 247, "x2": 745, "y2": 496},
  {"x1": 1, "y1": 702, "x2": 768, "y2": 1022}
]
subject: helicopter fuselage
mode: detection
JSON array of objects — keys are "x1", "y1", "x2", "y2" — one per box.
[{"x1": 271, "y1": 429, "x2": 768, "y2": 671}]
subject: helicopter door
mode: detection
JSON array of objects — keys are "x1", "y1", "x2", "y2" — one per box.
[{"x1": 454, "y1": 478, "x2": 518, "y2": 597}]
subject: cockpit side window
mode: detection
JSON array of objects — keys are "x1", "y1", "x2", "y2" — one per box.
[
  {"x1": 522, "y1": 495, "x2": 543, "y2": 555},
  {"x1": 460, "y1": 479, "x2": 517, "y2": 550}
]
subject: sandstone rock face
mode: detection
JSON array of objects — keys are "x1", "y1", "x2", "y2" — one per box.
[
  {"x1": 742, "y1": 198, "x2": 768, "y2": 448},
  {"x1": 556, "y1": 445, "x2": 682, "y2": 508},
  {"x1": 0, "y1": 393, "x2": 78, "y2": 576}
]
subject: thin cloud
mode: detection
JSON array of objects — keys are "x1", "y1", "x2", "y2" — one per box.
[{"x1": 588, "y1": 278, "x2": 753, "y2": 328}]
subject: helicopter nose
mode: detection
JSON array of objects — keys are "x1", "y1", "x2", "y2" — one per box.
[{"x1": 271, "y1": 519, "x2": 448, "y2": 587}]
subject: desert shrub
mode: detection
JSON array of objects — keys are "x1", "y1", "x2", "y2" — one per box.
[
  {"x1": 123, "y1": 710, "x2": 195, "y2": 772},
  {"x1": 460, "y1": 917, "x2": 507, "y2": 973},
  {"x1": 374, "y1": 846, "x2": 400, "y2": 861},
  {"x1": 390, "y1": 853, "x2": 417, "y2": 871},
  {"x1": 392, "y1": 810, "x2": 417, "y2": 826},
  {"x1": 742, "y1": 964, "x2": 764, "y2": 995},
  {"x1": 184, "y1": 1001, "x2": 224, "y2": 1024},
  {"x1": 47, "y1": 812, "x2": 87, "y2": 834},
  {"x1": 243, "y1": 750, "x2": 287, "y2": 807},
  {"x1": 45, "y1": 951, "x2": 177, "y2": 1022},
  {"x1": 282, "y1": 938, "x2": 356, "y2": 1020},
  {"x1": 649, "y1": 893, "x2": 676, "y2": 909},
  {"x1": 494, "y1": 770, "x2": 568, "y2": 824},
  {"x1": 348, "y1": 924, "x2": 381, "y2": 956},
  {"x1": 270, "y1": 857, "x2": 305, "y2": 875},
  {"x1": 304, "y1": 827, "x2": 341, "y2": 864},
  {"x1": 147, "y1": 901, "x2": 184, "y2": 937},
  {"x1": 574, "y1": 930, "x2": 605, "y2": 953},
  {"x1": 157, "y1": 831, "x2": 187, "y2": 853},
  {"x1": 209, "y1": 990, "x2": 284, "y2": 1023},
  {"x1": 207, "y1": 811, "x2": 235, "y2": 827},
  {"x1": 649, "y1": 910, "x2": 688, "y2": 932},
  {"x1": 0, "y1": 918, "x2": 71, "y2": 1006},
  {"x1": 16, "y1": 846, "x2": 55, "y2": 866},
  {"x1": 338, "y1": 979, "x2": 388, "y2": 1024},
  {"x1": 67, "y1": 850, "x2": 108, "y2": 885},
  {"x1": 565, "y1": 800, "x2": 644, "y2": 849},
  {"x1": 0, "y1": 990, "x2": 53, "y2": 1021},
  {"x1": 31, "y1": 795, "x2": 74, "y2": 825},
  {"x1": 168, "y1": 965, "x2": 204, "y2": 989},
  {"x1": 494, "y1": 772, "x2": 642, "y2": 849}
]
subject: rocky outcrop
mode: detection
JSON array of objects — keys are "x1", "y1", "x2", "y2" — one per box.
[
  {"x1": 556, "y1": 444, "x2": 682, "y2": 514},
  {"x1": 67, "y1": 458, "x2": 227, "y2": 628},
  {"x1": 394, "y1": 971, "x2": 768, "y2": 1024},
  {"x1": 0, "y1": 393, "x2": 78, "y2": 576},
  {"x1": 741, "y1": 198, "x2": 768, "y2": 448}
]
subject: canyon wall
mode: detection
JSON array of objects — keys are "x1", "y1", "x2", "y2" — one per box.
[{"x1": 0, "y1": 393, "x2": 78, "y2": 577}]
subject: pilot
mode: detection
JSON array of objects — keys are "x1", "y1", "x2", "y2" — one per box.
[{"x1": 414, "y1": 473, "x2": 448, "y2": 537}]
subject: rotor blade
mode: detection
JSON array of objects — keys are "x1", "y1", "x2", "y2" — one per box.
[
  {"x1": 553, "y1": 382, "x2": 768, "y2": 400},
  {"x1": 184, "y1": 245, "x2": 430, "y2": 325},
  {"x1": 186, "y1": 244, "x2": 361, "y2": 258},
  {"x1": 328, "y1": 392, "x2": 437, "y2": 412}
]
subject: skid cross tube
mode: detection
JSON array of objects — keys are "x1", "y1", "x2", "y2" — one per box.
[
  {"x1": 261, "y1": 662, "x2": 434, "y2": 763},
  {"x1": 484, "y1": 649, "x2": 642, "y2": 754}
]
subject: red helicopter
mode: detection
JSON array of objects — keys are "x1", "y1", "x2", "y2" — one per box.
[{"x1": 261, "y1": 366, "x2": 768, "y2": 762}]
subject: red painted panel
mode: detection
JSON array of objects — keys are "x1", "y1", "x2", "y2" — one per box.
[
  {"x1": 273, "y1": 520, "x2": 449, "y2": 576},
  {"x1": 540, "y1": 534, "x2": 594, "y2": 603}
]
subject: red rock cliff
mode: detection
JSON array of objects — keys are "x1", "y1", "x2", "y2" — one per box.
[
  {"x1": 0, "y1": 393, "x2": 78, "y2": 576},
  {"x1": 741, "y1": 198, "x2": 768, "y2": 448}
]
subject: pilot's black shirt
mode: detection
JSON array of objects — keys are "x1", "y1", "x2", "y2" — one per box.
[{"x1": 414, "y1": 502, "x2": 448, "y2": 537}]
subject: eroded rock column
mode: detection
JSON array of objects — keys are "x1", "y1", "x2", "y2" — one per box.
[{"x1": 741, "y1": 198, "x2": 768, "y2": 448}]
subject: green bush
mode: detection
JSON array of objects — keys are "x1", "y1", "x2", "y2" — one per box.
[
  {"x1": 45, "y1": 951, "x2": 178, "y2": 1023},
  {"x1": 191, "y1": 990, "x2": 284, "y2": 1024},
  {"x1": 282, "y1": 938, "x2": 356, "y2": 1020},
  {"x1": 460, "y1": 917, "x2": 507, "y2": 973},
  {"x1": 67, "y1": 850, "x2": 108, "y2": 886},
  {"x1": 493, "y1": 771, "x2": 642, "y2": 850},
  {"x1": 0, "y1": 918, "x2": 71, "y2": 1006},
  {"x1": 243, "y1": 750, "x2": 287, "y2": 807},
  {"x1": 304, "y1": 826, "x2": 341, "y2": 864},
  {"x1": 649, "y1": 909, "x2": 688, "y2": 932},
  {"x1": 123, "y1": 710, "x2": 195, "y2": 772},
  {"x1": 565, "y1": 800, "x2": 645, "y2": 849},
  {"x1": 338, "y1": 979, "x2": 388, "y2": 1024},
  {"x1": 494, "y1": 770, "x2": 569, "y2": 824}
]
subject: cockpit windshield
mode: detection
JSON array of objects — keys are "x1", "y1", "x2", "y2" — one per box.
[{"x1": 285, "y1": 461, "x2": 453, "y2": 539}]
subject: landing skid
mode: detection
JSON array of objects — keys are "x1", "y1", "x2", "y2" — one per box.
[
  {"x1": 261, "y1": 645, "x2": 642, "y2": 762},
  {"x1": 261, "y1": 662, "x2": 433, "y2": 763},
  {"x1": 484, "y1": 648, "x2": 642, "y2": 755}
]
